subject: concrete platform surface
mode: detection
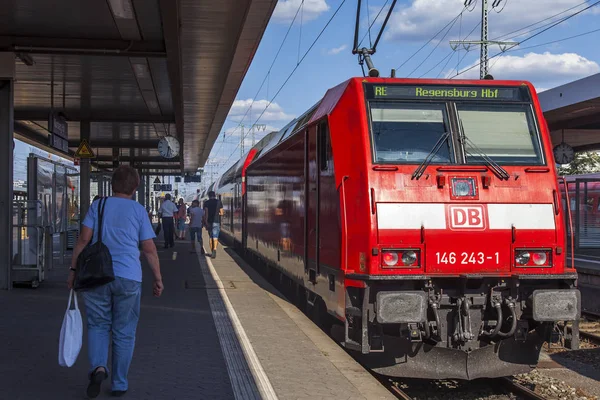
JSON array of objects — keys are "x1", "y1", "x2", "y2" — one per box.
[
  {"x1": 0, "y1": 228, "x2": 393, "y2": 400},
  {"x1": 199, "y1": 230, "x2": 394, "y2": 400}
]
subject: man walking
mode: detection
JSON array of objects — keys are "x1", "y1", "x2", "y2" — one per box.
[
  {"x1": 203, "y1": 191, "x2": 223, "y2": 258},
  {"x1": 159, "y1": 193, "x2": 178, "y2": 248},
  {"x1": 188, "y1": 200, "x2": 205, "y2": 254}
]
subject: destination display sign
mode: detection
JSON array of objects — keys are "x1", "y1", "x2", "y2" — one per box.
[{"x1": 365, "y1": 84, "x2": 530, "y2": 102}]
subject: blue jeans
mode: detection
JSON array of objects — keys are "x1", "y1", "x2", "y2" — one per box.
[
  {"x1": 209, "y1": 223, "x2": 220, "y2": 239},
  {"x1": 83, "y1": 277, "x2": 142, "y2": 391},
  {"x1": 189, "y1": 227, "x2": 203, "y2": 243}
]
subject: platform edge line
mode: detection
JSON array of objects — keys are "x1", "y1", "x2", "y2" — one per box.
[{"x1": 199, "y1": 248, "x2": 279, "y2": 400}]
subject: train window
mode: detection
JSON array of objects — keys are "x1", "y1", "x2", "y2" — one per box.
[
  {"x1": 318, "y1": 122, "x2": 331, "y2": 171},
  {"x1": 457, "y1": 103, "x2": 543, "y2": 165},
  {"x1": 369, "y1": 102, "x2": 452, "y2": 163}
]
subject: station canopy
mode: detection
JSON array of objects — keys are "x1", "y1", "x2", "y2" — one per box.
[
  {"x1": 539, "y1": 73, "x2": 600, "y2": 151},
  {"x1": 2, "y1": 0, "x2": 277, "y2": 173}
]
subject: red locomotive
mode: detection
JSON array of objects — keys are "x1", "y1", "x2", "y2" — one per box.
[{"x1": 214, "y1": 77, "x2": 580, "y2": 380}]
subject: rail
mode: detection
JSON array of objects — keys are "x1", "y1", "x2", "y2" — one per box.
[{"x1": 499, "y1": 378, "x2": 548, "y2": 400}]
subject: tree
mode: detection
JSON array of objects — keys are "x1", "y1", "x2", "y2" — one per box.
[{"x1": 557, "y1": 151, "x2": 600, "y2": 176}]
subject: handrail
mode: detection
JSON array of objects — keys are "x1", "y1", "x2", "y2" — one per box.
[
  {"x1": 561, "y1": 177, "x2": 575, "y2": 270},
  {"x1": 338, "y1": 176, "x2": 350, "y2": 270},
  {"x1": 372, "y1": 165, "x2": 398, "y2": 171},
  {"x1": 436, "y1": 166, "x2": 488, "y2": 172},
  {"x1": 524, "y1": 167, "x2": 550, "y2": 173}
]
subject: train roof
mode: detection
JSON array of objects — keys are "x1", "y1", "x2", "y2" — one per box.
[{"x1": 212, "y1": 76, "x2": 540, "y2": 185}]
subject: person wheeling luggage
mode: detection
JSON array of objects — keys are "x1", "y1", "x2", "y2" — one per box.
[
  {"x1": 203, "y1": 191, "x2": 223, "y2": 258},
  {"x1": 188, "y1": 200, "x2": 205, "y2": 254},
  {"x1": 158, "y1": 194, "x2": 178, "y2": 249}
]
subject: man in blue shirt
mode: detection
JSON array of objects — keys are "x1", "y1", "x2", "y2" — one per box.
[
  {"x1": 188, "y1": 199, "x2": 205, "y2": 254},
  {"x1": 159, "y1": 193, "x2": 178, "y2": 248}
]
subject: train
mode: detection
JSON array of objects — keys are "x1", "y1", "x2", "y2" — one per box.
[
  {"x1": 559, "y1": 173, "x2": 600, "y2": 246},
  {"x1": 211, "y1": 77, "x2": 580, "y2": 380}
]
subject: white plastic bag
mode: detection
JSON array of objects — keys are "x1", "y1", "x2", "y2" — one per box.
[{"x1": 58, "y1": 289, "x2": 83, "y2": 367}]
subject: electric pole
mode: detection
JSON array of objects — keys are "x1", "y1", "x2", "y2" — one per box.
[
  {"x1": 250, "y1": 124, "x2": 266, "y2": 147},
  {"x1": 450, "y1": 0, "x2": 518, "y2": 79}
]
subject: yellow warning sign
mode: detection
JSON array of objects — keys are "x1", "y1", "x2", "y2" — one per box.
[{"x1": 75, "y1": 139, "x2": 95, "y2": 158}]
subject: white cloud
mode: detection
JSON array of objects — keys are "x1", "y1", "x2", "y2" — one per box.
[
  {"x1": 457, "y1": 52, "x2": 600, "y2": 87},
  {"x1": 273, "y1": 0, "x2": 330, "y2": 23},
  {"x1": 327, "y1": 44, "x2": 348, "y2": 55},
  {"x1": 227, "y1": 99, "x2": 295, "y2": 123},
  {"x1": 385, "y1": 0, "x2": 596, "y2": 43}
]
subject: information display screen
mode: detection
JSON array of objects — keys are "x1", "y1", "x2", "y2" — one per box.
[{"x1": 365, "y1": 84, "x2": 531, "y2": 102}]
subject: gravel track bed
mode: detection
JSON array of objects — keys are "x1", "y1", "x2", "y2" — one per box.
[{"x1": 513, "y1": 369, "x2": 598, "y2": 400}]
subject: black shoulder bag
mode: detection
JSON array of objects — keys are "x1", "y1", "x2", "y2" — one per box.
[{"x1": 74, "y1": 197, "x2": 115, "y2": 291}]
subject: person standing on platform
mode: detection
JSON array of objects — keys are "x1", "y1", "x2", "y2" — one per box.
[
  {"x1": 67, "y1": 165, "x2": 163, "y2": 398},
  {"x1": 188, "y1": 199, "x2": 205, "y2": 254},
  {"x1": 176, "y1": 198, "x2": 187, "y2": 240},
  {"x1": 203, "y1": 191, "x2": 223, "y2": 258},
  {"x1": 158, "y1": 194, "x2": 178, "y2": 248}
]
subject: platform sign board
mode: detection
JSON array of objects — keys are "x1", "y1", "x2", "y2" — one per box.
[
  {"x1": 49, "y1": 112, "x2": 69, "y2": 153},
  {"x1": 154, "y1": 177, "x2": 161, "y2": 184},
  {"x1": 74, "y1": 139, "x2": 95, "y2": 158},
  {"x1": 153, "y1": 184, "x2": 172, "y2": 192},
  {"x1": 184, "y1": 175, "x2": 201, "y2": 183}
]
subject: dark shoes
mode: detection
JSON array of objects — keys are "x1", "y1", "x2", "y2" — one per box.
[
  {"x1": 211, "y1": 250, "x2": 216, "y2": 259},
  {"x1": 111, "y1": 390, "x2": 128, "y2": 397},
  {"x1": 86, "y1": 367, "x2": 107, "y2": 399}
]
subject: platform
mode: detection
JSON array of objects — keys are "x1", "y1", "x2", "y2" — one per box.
[{"x1": 0, "y1": 230, "x2": 392, "y2": 399}]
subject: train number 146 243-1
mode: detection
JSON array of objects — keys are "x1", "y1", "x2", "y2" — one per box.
[{"x1": 435, "y1": 252, "x2": 499, "y2": 265}]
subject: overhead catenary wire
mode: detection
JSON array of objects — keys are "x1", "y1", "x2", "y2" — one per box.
[
  {"x1": 357, "y1": 0, "x2": 389, "y2": 49},
  {"x1": 396, "y1": 5, "x2": 469, "y2": 71},
  {"x1": 452, "y1": 0, "x2": 600, "y2": 78},
  {"x1": 492, "y1": 0, "x2": 592, "y2": 41},
  {"x1": 487, "y1": 26, "x2": 600, "y2": 74},
  {"x1": 408, "y1": 12, "x2": 462, "y2": 77},
  {"x1": 420, "y1": 19, "x2": 482, "y2": 78},
  {"x1": 366, "y1": 0, "x2": 373, "y2": 47},
  {"x1": 208, "y1": 0, "x2": 305, "y2": 164},
  {"x1": 218, "y1": 0, "x2": 349, "y2": 172}
]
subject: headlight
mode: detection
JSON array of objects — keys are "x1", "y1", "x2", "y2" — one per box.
[
  {"x1": 382, "y1": 251, "x2": 399, "y2": 266},
  {"x1": 515, "y1": 249, "x2": 551, "y2": 267},
  {"x1": 381, "y1": 249, "x2": 421, "y2": 268},
  {"x1": 516, "y1": 251, "x2": 530, "y2": 265},
  {"x1": 532, "y1": 252, "x2": 547, "y2": 266},
  {"x1": 402, "y1": 251, "x2": 417, "y2": 266}
]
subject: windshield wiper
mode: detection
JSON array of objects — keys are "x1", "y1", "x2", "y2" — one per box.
[
  {"x1": 411, "y1": 131, "x2": 451, "y2": 180},
  {"x1": 458, "y1": 119, "x2": 510, "y2": 181}
]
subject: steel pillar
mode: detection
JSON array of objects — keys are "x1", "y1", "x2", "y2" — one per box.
[
  {"x1": 0, "y1": 57, "x2": 14, "y2": 289},
  {"x1": 0, "y1": 81, "x2": 13, "y2": 289},
  {"x1": 480, "y1": 0, "x2": 489, "y2": 79},
  {"x1": 80, "y1": 121, "x2": 91, "y2": 229},
  {"x1": 137, "y1": 169, "x2": 145, "y2": 207}
]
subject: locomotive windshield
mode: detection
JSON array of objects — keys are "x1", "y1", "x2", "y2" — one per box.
[
  {"x1": 366, "y1": 83, "x2": 544, "y2": 166},
  {"x1": 370, "y1": 102, "x2": 453, "y2": 163},
  {"x1": 457, "y1": 103, "x2": 543, "y2": 165}
]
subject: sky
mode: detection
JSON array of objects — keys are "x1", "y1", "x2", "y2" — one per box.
[{"x1": 204, "y1": 0, "x2": 600, "y2": 181}]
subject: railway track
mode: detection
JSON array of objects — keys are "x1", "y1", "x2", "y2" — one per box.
[
  {"x1": 499, "y1": 377, "x2": 549, "y2": 400},
  {"x1": 377, "y1": 376, "x2": 552, "y2": 400}
]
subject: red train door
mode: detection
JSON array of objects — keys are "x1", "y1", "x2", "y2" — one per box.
[{"x1": 306, "y1": 127, "x2": 318, "y2": 283}]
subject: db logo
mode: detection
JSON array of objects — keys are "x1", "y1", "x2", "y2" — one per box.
[{"x1": 448, "y1": 205, "x2": 486, "y2": 229}]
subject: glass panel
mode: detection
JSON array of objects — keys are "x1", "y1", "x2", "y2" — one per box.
[
  {"x1": 457, "y1": 103, "x2": 543, "y2": 165},
  {"x1": 36, "y1": 159, "x2": 54, "y2": 229},
  {"x1": 369, "y1": 102, "x2": 451, "y2": 163}
]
